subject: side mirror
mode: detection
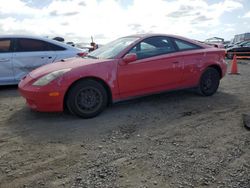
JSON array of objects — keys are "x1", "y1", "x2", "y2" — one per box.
[{"x1": 123, "y1": 53, "x2": 137, "y2": 64}]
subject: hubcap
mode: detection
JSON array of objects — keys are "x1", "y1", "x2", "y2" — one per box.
[
  {"x1": 202, "y1": 71, "x2": 217, "y2": 92},
  {"x1": 204, "y1": 78, "x2": 212, "y2": 90},
  {"x1": 76, "y1": 87, "x2": 102, "y2": 112}
]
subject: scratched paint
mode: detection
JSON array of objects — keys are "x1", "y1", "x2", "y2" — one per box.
[
  {"x1": 12, "y1": 52, "x2": 50, "y2": 81},
  {"x1": 0, "y1": 52, "x2": 15, "y2": 85}
]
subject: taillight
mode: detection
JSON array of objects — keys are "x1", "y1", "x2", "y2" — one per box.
[{"x1": 77, "y1": 52, "x2": 87, "y2": 57}]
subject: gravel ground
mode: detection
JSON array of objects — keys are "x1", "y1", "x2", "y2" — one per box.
[{"x1": 0, "y1": 60, "x2": 250, "y2": 188}]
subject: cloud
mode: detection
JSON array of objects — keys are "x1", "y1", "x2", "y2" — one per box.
[
  {"x1": 243, "y1": 11, "x2": 250, "y2": 18},
  {"x1": 167, "y1": 5, "x2": 197, "y2": 18},
  {"x1": 0, "y1": 0, "x2": 245, "y2": 43},
  {"x1": 49, "y1": 10, "x2": 58, "y2": 16},
  {"x1": 128, "y1": 24, "x2": 144, "y2": 33},
  {"x1": 220, "y1": 0, "x2": 243, "y2": 11},
  {"x1": 63, "y1": 11, "x2": 79, "y2": 16},
  {"x1": 78, "y1": 1, "x2": 86, "y2": 6},
  {"x1": 191, "y1": 16, "x2": 213, "y2": 24},
  {"x1": 50, "y1": 10, "x2": 79, "y2": 16},
  {"x1": 61, "y1": 22, "x2": 69, "y2": 26},
  {"x1": 0, "y1": 0, "x2": 38, "y2": 15}
]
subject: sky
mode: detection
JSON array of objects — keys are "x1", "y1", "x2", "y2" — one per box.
[{"x1": 0, "y1": 0, "x2": 249, "y2": 44}]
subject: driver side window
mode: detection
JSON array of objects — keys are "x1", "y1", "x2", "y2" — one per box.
[{"x1": 128, "y1": 36, "x2": 176, "y2": 60}]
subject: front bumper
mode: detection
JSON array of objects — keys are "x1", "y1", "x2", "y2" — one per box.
[{"x1": 18, "y1": 75, "x2": 66, "y2": 112}]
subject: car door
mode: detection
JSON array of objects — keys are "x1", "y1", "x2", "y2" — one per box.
[
  {"x1": 13, "y1": 38, "x2": 57, "y2": 81},
  {"x1": 0, "y1": 38, "x2": 15, "y2": 85},
  {"x1": 117, "y1": 36, "x2": 183, "y2": 98}
]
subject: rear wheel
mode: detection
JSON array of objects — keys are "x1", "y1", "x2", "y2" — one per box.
[
  {"x1": 66, "y1": 80, "x2": 108, "y2": 118},
  {"x1": 198, "y1": 68, "x2": 220, "y2": 96}
]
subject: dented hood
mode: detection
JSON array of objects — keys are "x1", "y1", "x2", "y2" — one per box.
[{"x1": 29, "y1": 57, "x2": 111, "y2": 78}]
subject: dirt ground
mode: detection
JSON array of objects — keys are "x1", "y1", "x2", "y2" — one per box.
[{"x1": 0, "y1": 60, "x2": 250, "y2": 188}]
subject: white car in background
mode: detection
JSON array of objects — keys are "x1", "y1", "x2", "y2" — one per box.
[{"x1": 0, "y1": 35, "x2": 86, "y2": 85}]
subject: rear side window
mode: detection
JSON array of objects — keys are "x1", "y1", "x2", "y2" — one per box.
[
  {"x1": 47, "y1": 43, "x2": 66, "y2": 51},
  {"x1": 174, "y1": 39, "x2": 202, "y2": 51},
  {"x1": 0, "y1": 39, "x2": 11, "y2": 53},
  {"x1": 16, "y1": 38, "x2": 46, "y2": 52}
]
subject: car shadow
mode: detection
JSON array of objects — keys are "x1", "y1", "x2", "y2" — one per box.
[
  {"x1": 4, "y1": 89, "x2": 240, "y2": 144},
  {"x1": 0, "y1": 85, "x2": 18, "y2": 89},
  {"x1": 0, "y1": 85, "x2": 19, "y2": 98}
]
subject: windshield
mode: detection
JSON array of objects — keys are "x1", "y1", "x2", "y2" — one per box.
[{"x1": 86, "y1": 37, "x2": 139, "y2": 59}]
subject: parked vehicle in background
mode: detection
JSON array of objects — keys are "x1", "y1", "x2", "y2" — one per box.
[
  {"x1": 0, "y1": 35, "x2": 85, "y2": 85},
  {"x1": 226, "y1": 40, "x2": 247, "y2": 49},
  {"x1": 52, "y1": 36, "x2": 65, "y2": 42},
  {"x1": 222, "y1": 41, "x2": 231, "y2": 48},
  {"x1": 66, "y1": 42, "x2": 75, "y2": 47},
  {"x1": 205, "y1": 37, "x2": 224, "y2": 44},
  {"x1": 232, "y1": 32, "x2": 250, "y2": 43},
  {"x1": 226, "y1": 40, "x2": 250, "y2": 59},
  {"x1": 19, "y1": 34, "x2": 227, "y2": 118},
  {"x1": 204, "y1": 37, "x2": 225, "y2": 48},
  {"x1": 208, "y1": 43, "x2": 225, "y2": 48}
]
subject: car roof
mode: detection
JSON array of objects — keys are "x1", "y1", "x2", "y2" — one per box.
[
  {"x1": 0, "y1": 34, "x2": 80, "y2": 50},
  {"x1": 124, "y1": 33, "x2": 212, "y2": 48}
]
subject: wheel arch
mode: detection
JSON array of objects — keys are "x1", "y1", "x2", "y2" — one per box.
[
  {"x1": 206, "y1": 64, "x2": 222, "y2": 78},
  {"x1": 63, "y1": 76, "x2": 113, "y2": 110}
]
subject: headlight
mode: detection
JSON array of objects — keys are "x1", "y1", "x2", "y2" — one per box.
[{"x1": 32, "y1": 68, "x2": 71, "y2": 86}]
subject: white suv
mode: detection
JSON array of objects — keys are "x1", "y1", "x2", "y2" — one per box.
[{"x1": 0, "y1": 35, "x2": 86, "y2": 85}]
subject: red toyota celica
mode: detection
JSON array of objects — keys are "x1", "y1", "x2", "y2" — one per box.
[{"x1": 19, "y1": 34, "x2": 227, "y2": 118}]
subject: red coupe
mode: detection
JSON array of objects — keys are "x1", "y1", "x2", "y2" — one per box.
[{"x1": 19, "y1": 34, "x2": 227, "y2": 118}]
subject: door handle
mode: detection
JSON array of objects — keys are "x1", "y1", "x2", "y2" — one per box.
[
  {"x1": 0, "y1": 58, "x2": 10, "y2": 62},
  {"x1": 48, "y1": 57, "x2": 52, "y2": 59},
  {"x1": 172, "y1": 61, "x2": 179, "y2": 64}
]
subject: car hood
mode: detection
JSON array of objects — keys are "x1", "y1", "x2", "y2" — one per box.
[{"x1": 29, "y1": 57, "x2": 112, "y2": 78}]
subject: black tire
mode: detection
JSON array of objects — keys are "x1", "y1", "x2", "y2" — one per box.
[
  {"x1": 66, "y1": 80, "x2": 108, "y2": 118},
  {"x1": 198, "y1": 68, "x2": 220, "y2": 96}
]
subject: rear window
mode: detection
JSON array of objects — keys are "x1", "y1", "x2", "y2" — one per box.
[
  {"x1": 174, "y1": 39, "x2": 202, "y2": 51},
  {"x1": 0, "y1": 39, "x2": 11, "y2": 53}
]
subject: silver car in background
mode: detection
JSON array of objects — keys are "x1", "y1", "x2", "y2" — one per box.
[{"x1": 0, "y1": 35, "x2": 85, "y2": 85}]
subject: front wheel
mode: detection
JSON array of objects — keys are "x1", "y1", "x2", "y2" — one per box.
[
  {"x1": 66, "y1": 80, "x2": 108, "y2": 118},
  {"x1": 198, "y1": 68, "x2": 220, "y2": 96}
]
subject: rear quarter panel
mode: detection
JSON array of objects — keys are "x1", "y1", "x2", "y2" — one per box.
[{"x1": 179, "y1": 48, "x2": 226, "y2": 88}]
